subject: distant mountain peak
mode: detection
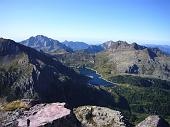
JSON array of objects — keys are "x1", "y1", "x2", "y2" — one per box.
[
  {"x1": 20, "y1": 35, "x2": 72, "y2": 53},
  {"x1": 63, "y1": 40, "x2": 89, "y2": 51},
  {"x1": 102, "y1": 40, "x2": 146, "y2": 51},
  {"x1": 144, "y1": 44, "x2": 170, "y2": 55}
]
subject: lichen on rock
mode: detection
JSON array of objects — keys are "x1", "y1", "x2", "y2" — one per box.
[{"x1": 74, "y1": 106, "x2": 131, "y2": 127}]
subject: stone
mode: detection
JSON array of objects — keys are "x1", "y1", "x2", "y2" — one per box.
[
  {"x1": 136, "y1": 115, "x2": 170, "y2": 127},
  {"x1": 74, "y1": 106, "x2": 131, "y2": 127},
  {"x1": 17, "y1": 102, "x2": 80, "y2": 127}
]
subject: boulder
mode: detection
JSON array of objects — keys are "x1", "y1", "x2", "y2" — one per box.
[
  {"x1": 0, "y1": 102, "x2": 80, "y2": 127},
  {"x1": 136, "y1": 115, "x2": 170, "y2": 127},
  {"x1": 74, "y1": 106, "x2": 131, "y2": 127},
  {"x1": 17, "y1": 102, "x2": 80, "y2": 127}
]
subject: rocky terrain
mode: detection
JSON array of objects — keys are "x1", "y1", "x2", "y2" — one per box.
[
  {"x1": 95, "y1": 41, "x2": 170, "y2": 80},
  {"x1": 0, "y1": 38, "x2": 129, "y2": 112},
  {"x1": 74, "y1": 106, "x2": 131, "y2": 127},
  {"x1": 0, "y1": 101, "x2": 81, "y2": 127},
  {"x1": 20, "y1": 36, "x2": 170, "y2": 81},
  {"x1": 0, "y1": 101, "x2": 169, "y2": 127},
  {"x1": 17, "y1": 103, "x2": 80, "y2": 127},
  {"x1": 1, "y1": 37, "x2": 170, "y2": 126}
]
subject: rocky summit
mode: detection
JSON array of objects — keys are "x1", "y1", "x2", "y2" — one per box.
[{"x1": 74, "y1": 106, "x2": 131, "y2": 127}]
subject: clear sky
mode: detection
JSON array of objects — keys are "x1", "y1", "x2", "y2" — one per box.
[{"x1": 0, "y1": 0, "x2": 170, "y2": 45}]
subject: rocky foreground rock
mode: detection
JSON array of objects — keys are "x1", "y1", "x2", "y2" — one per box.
[
  {"x1": 74, "y1": 106, "x2": 131, "y2": 127},
  {"x1": 1, "y1": 103, "x2": 131, "y2": 127},
  {"x1": 17, "y1": 103, "x2": 80, "y2": 127},
  {"x1": 0, "y1": 102, "x2": 80, "y2": 127},
  {"x1": 1, "y1": 102, "x2": 170, "y2": 127},
  {"x1": 136, "y1": 115, "x2": 170, "y2": 127}
]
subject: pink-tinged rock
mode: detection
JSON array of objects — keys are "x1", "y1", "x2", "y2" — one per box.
[
  {"x1": 136, "y1": 115, "x2": 170, "y2": 127},
  {"x1": 17, "y1": 103, "x2": 70, "y2": 127}
]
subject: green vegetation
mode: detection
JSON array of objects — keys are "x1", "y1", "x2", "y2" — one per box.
[
  {"x1": 54, "y1": 51, "x2": 95, "y2": 68},
  {"x1": 94, "y1": 52, "x2": 114, "y2": 77},
  {"x1": 109, "y1": 75, "x2": 170, "y2": 89},
  {"x1": 0, "y1": 53, "x2": 33, "y2": 100},
  {"x1": 103, "y1": 75, "x2": 170, "y2": 124},
  {"x1": 0, "y1": 100, "x2": 29, "y2": 111}
]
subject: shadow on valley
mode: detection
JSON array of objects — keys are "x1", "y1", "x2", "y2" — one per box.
[{"x1": 0, "y1": 38, "x2": 130, "y2": 116}]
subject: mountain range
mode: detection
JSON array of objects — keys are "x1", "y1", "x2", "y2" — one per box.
[
  {"x1": 19, "y1": 35, "x2": 104, "y2": 54},
  {"x1": 63, "y1": 40, "x2": 89, "y2": 51},
  {"x1": 0, "y1": 38, "x2": 128, "y2": 109},
  {"x1": 94, "y1": 41, "x2": 170, "y2": 80},
  {"x1": 144, "y1": 44, "x2": 170, "y2": 55},
  {"x1": 1, "y1": 35, "x2": 170, "y2": 126},
  {"x1": 20, "y1": 35, "x2": 170, "y2": 55},
  {"x1": 20, "y1": 35, "x2": 73, "y2": 53}
]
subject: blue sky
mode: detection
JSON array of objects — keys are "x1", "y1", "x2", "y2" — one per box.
[{"x1": 0, "y1": 0, "x2": 170, "y2": 45}]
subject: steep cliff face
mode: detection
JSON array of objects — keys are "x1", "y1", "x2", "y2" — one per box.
[
  {"x1": 95, "y1": 41, "x2": 170, "y2": 80},
  {"x1": 0, "y1": 38, "x2": 81, "y2": 102}
]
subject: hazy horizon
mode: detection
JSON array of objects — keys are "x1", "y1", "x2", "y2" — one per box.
[{"x1": 0, "y1": 0, "x2": 170, "y2": 45}]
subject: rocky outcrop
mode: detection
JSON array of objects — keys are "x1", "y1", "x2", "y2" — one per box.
[
  {"x1": 74, "y1": 106, "x2": 131, "y2": 127},
  {"x1": 136, "y1": 115, "x2": 170, "y2": 127},
  {"x1": 17, "y1": 103, "x2": 80, "y2": 127},
  {"x1": 2, "y1": 102, "x2": 169, "y2": 127},
  {"x1": 1, "y1": 102, "x2": 81, "y2": 127}
]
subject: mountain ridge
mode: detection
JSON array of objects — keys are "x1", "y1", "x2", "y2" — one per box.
[
  {"x1": 20, "y1": 35, "x2": 73, "y2": 53},
  {"x1": 0, "y1": 38, "x2": 128, "y2": 110},
  {"x1": 63, "y1": 40, "x2": 90, "y2": 51}
]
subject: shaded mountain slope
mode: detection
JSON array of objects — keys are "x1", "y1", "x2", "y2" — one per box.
[{"x1": 0, "y1": 38, "x2": 129, "y2": 111}]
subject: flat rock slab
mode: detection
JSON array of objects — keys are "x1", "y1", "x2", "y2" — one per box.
[
  {"x1": 17, "y1": 103, "x2": 70, "y2": 127},
  {"x1": 136, "y1": 115, "x2": 170, "y2": 127}
]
